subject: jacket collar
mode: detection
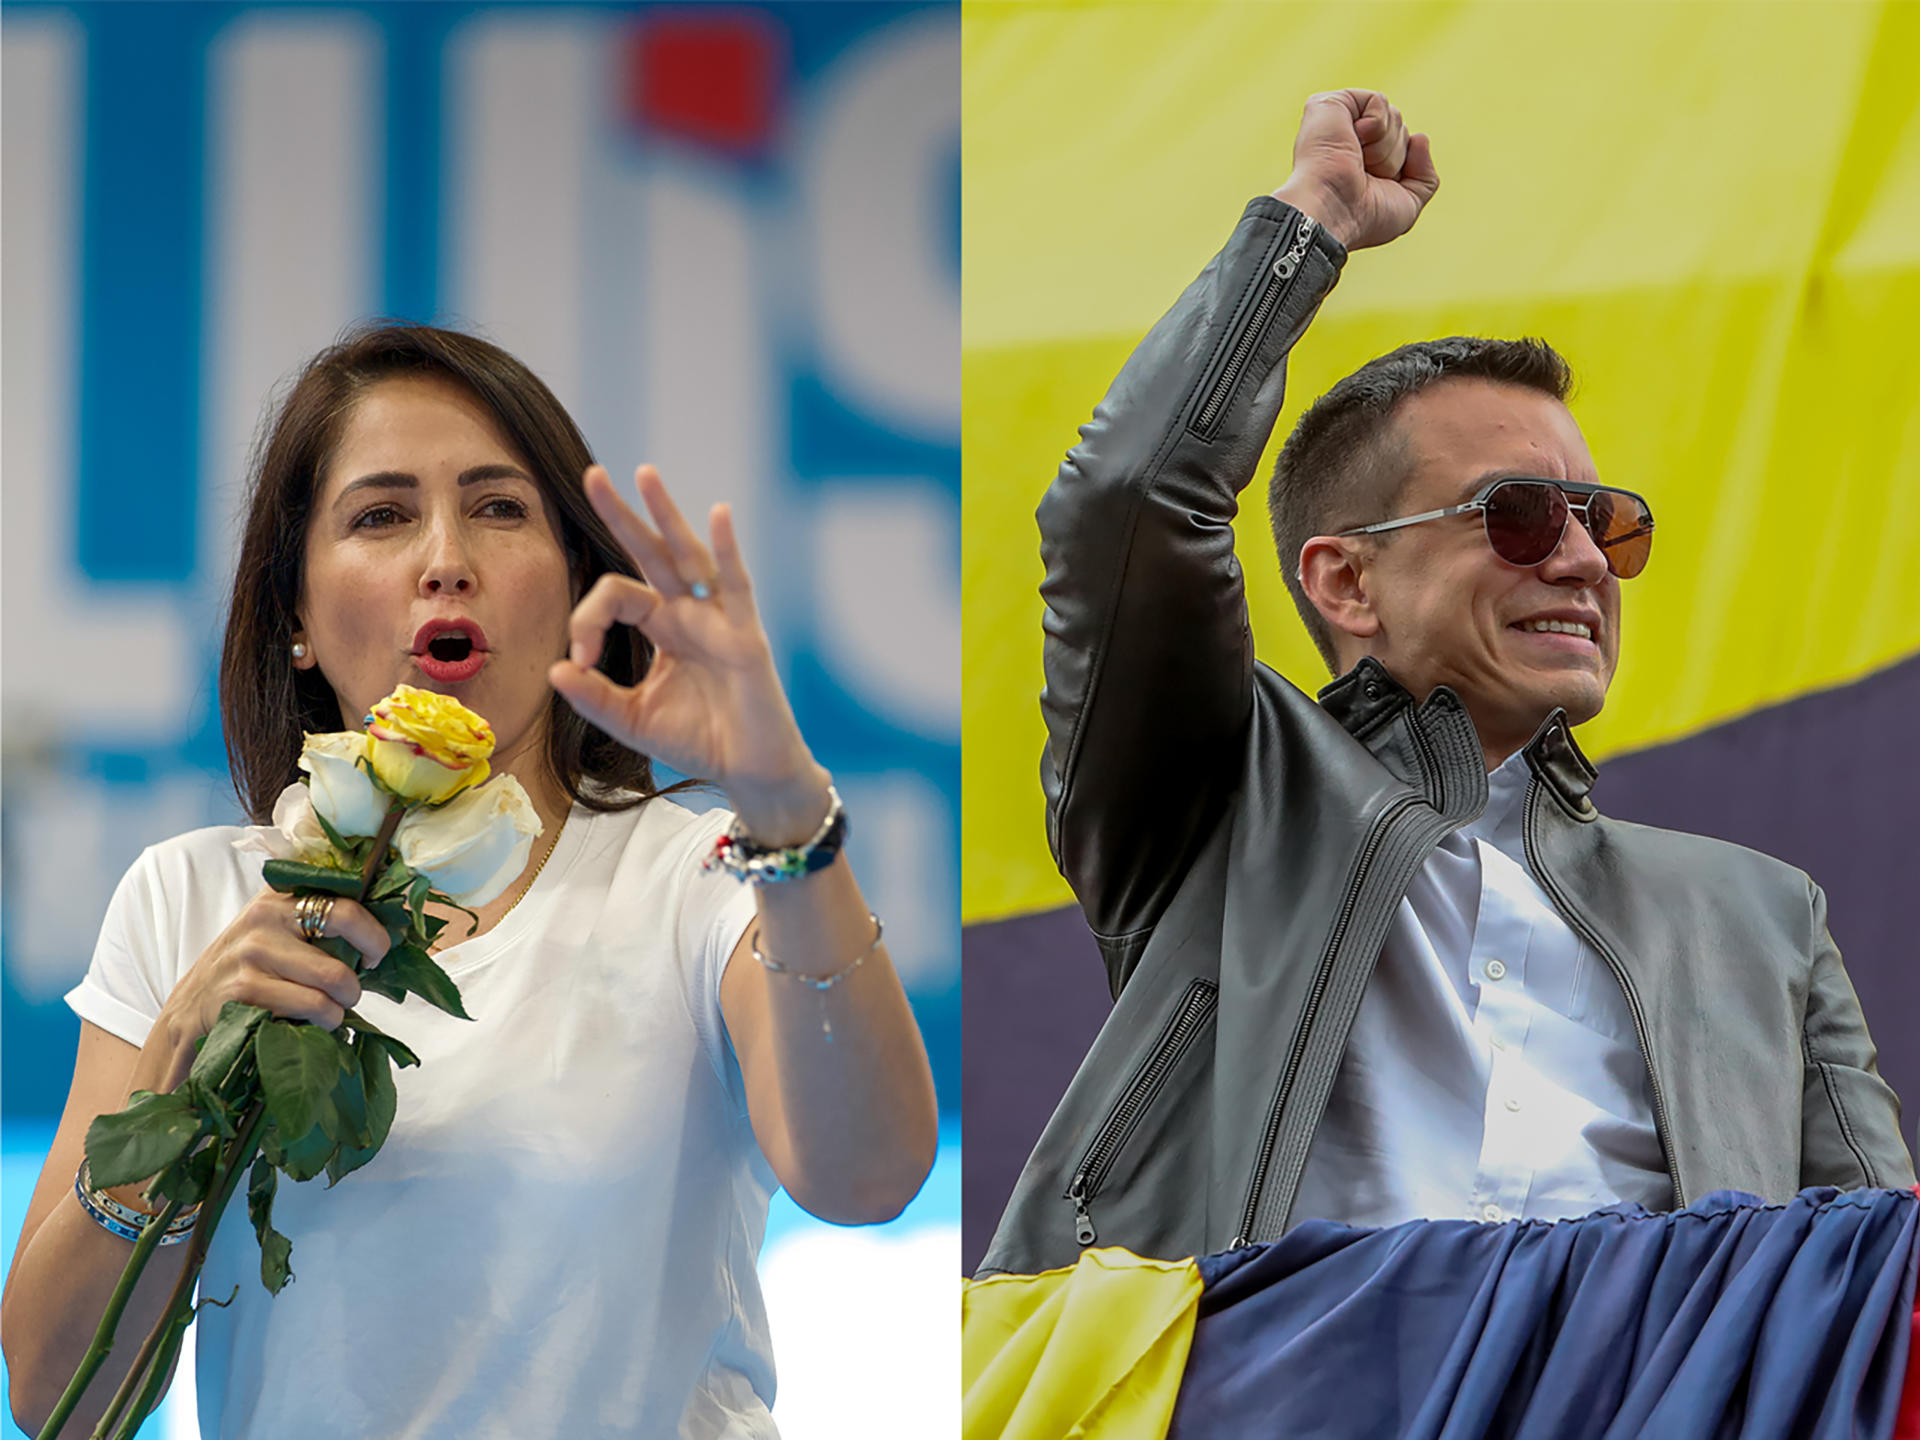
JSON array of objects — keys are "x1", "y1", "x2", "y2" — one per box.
[
  {"x1": 1519, "y1": 707, "x2": 1599, "y2": 820},
  {"x1": 1318, "y1": 657, "x2": 1598, "y2": 820}
]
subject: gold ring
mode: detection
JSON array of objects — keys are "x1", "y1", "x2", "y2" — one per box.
[{"x1": 294, "y1": 892, "x2": 335, "y2": 943}]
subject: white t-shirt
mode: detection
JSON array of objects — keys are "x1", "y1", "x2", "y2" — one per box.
[{"x1": 66, "y1": 796, "x2": 771, "y2": 1440}]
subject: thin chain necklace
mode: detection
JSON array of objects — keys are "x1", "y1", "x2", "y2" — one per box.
[
  {"x1": 503, "y1": 808, "x2": 567, "y2": 915},
  {"x1": 432, "y1": 807, "x2": 567, "y2": 951}
]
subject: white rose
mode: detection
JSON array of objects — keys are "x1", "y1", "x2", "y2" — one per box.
[
  {"x1": 299, "y1": 731, "x2": 387, "y2": 838},
  {"x1": 232, "y1": 782, "x2": 337, "y2": 865},
  {"x1": 394, "y1": 776, "x2": 542, "y2": 906}
]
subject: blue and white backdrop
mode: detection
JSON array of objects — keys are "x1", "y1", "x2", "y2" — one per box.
[{"x1": 1, "y1": 3, "x2": 957, "y2": 1434}]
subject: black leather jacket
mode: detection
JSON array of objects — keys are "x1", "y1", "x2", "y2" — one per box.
[{"x1": 978, "y1": 196, "x2": 1913, "y2": 1278}]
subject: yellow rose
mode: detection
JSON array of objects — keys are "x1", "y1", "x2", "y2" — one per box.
[{"x1": 363, "y1": 685, "x2": 494, "y2": 805}]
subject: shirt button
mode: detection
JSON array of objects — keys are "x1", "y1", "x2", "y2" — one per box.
[
  {"x1": 1484, "y1": 959, "x2": 1508, "y2": 982},
  {"x1": 1481, "y1": 1203, "x2": 1505, "y2": 1223},
  {"x1": 1505, "y1": 1097, "x2": 1522, "y2": 1112}
]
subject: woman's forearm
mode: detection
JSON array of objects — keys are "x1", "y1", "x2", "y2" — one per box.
[
  {"x1": 4, "y1": 1191, "x2": 193, "y2": 1436},
  {"x1": 3, "y1": 1021, "x2": 199, "y2": 1436},
  {"x1": 738, "y1": 853, "x2": 940, "y2": 1224}
]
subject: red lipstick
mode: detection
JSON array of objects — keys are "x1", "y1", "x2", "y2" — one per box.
[{"x1": 411, "y1": 618, "x2": 489, "y2": 684}]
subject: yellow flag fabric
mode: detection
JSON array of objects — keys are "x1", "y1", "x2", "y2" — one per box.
[
  {"x1": 962, "y1": 0, "x2": 1920, "y2": 925},
  {"x1": 962, "y1": 1247, "x2": 1203, "y2": 1440}
]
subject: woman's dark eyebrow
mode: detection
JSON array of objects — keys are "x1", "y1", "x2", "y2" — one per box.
[{"x1": 334, "y1": 464, "x2": 535, "y2": 505}]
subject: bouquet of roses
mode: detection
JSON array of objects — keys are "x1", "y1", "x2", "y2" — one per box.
[{"x1": 43, "y1": 686, "x2": 540, "y2": 1440}]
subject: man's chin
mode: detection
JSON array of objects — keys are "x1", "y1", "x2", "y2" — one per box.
[{"x1": 1532, "y1": 677, "x2": 1607, "y2": 730}]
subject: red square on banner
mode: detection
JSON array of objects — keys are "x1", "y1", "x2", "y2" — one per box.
[{"x1": 625, "y1": 11, "x2": 784, "y2": 158}]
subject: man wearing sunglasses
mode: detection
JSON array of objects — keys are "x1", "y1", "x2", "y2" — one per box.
[{"x1": 979, "y1": 89, "x2": 1910, "y2": 1278}]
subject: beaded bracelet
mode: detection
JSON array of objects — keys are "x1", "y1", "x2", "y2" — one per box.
[
  {"x1": 704, "y1": 785, "x2": 848, "y2": 885},
  {"x1": 75, "y1": 1161, "x2": 199, "y2": 1246}
]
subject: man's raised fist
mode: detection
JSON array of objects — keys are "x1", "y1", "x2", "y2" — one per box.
[{"x1": 1272, "y1": 89, "x2": 1439, "y2": 251}]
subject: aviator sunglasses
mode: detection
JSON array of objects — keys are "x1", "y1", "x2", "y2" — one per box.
[{"x1": 1337, "y1": 477, "x2": 1656, "y2": 579}]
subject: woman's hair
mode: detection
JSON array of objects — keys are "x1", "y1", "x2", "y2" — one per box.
[{"x1": 220, "y1": 321, "x2": 665, "y2": 824}]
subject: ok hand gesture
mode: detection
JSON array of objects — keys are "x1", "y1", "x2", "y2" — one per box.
[
  {"x1": 1272, "y1": 89, "x2": 1439, "y2": 252},
  {"x1": 548, "y1": 465, "x2": 831, "y2": 845}
]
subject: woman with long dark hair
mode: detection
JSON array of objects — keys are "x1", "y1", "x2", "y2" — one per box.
[{"x1": 4, "y1": 323, "x2": 939, "y2": 1438}]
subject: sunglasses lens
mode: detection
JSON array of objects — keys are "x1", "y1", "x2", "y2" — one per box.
[
  {"x1": 1483, "y1": 482, "x2": 1566, "y2": 566},
  {"x1": 1585, "y1": 490, "x2": 1655, "y2": 579}
]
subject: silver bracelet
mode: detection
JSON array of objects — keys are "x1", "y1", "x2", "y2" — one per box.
[
  {"x1": 75, "y1": 1160, "x2": 199, "y2": 1246},
  {"x1": 750, "y1": 913, "x2": 883, "y2": 1040}
]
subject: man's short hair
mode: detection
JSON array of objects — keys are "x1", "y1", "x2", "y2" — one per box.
[{"x1": 1269, "y1": 336, "x2": 1574, "y2": 673}]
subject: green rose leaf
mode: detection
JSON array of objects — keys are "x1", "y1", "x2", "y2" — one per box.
[
  {"x1": 340, "y1": 1010, "x2": 421, "y2": 1069},
  {"x1": 406, "y1": 871, "x2": 433, "y2": 928},
  {"x1": 86, "y1": 1089, "x2": 203, "y2": 1191},
  {"x1": 248, "y1": 1155, "x2": 294, "y2": 1294},
  {"x1": 151, "y1": 1141, "x2": 220, "y2": 1210},
  {"x1": 314, "y1": 934, "x2": 365, "y2": 974},
  {"x1": 260, "y1": 861, "x2": 364, "y2": 898},
  {"x1": 273, "y1": 1119, "x2": 336, "y2": 1184},
  {"x1": 362, "y1": 1037, "x2": 398, "y2": 1143},
  {"x1": 356, "y1": 961, "x2": 409, "y2": 1006},
  {"x1": 309, "y1": 802, "x2": 354, "y2": 860},
  {"x1": 368, "y1": 1029, "x2": 421, "y2": 1071},
  {"x1": 256, "y1": 1020, "x2": 351, "y2": 1142},
  {"x1": 259, "y1": 1223, "x2": 294, "y2": 1295},
  {"x1": 380, "y1": 943, "x2": 472, "y2": 1021},
  {"x1": 367, "y1": 896, "x2": 412, "y2": 937},
  {"x1": 181, "y1": 1075, "x2": 237, "y2": 1140},
  {"x1": 372, "y1": 856, "x2": 414, "y2": 901},
  {"x1": 430, "y1": 889, "x2": 480, "y2": 934},
  {"x1": 326, "y1": 1034, "x2": 399, "y2": 1187},
  {"x1": 324, "y1": 1143, "x2": 370, "y2": 1187},
  {"x1": 306, "y1": 802, "x2": 374, "y2": 870},
  {"x1": 324, "y1": 1054, "x2": 371, "y2": 1149},
  {"x1": 188, "y1": 1001, "x2": 269, "y2": 1093}
]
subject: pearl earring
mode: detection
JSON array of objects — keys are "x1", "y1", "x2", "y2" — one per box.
[{"x1": 292, "y1": 640, "x2": 309, "y2": 661}]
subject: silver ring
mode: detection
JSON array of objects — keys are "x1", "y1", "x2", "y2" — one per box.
[
  {"x1": 294, "y1": 892, "x2": 335, "y2": 943},
  {"x1": 688, "y1": 579, "x2": 714, "y2": 601}
]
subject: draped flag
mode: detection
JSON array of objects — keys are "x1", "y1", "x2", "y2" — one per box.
[{"x1": 964, "y1": 1188, "x2": 1920, "y2": 1440}]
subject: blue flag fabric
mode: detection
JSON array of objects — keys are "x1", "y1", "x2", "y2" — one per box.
[{"x1": 1168, "y1": 1187, "x2": 1919, "y2": 1440}]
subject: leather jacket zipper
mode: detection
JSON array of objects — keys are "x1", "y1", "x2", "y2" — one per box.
[
  {"x1": 1232, "y1": 792, "x2": 1420, "y2": 1248},
  {"x1": 1067, "y1": 978, "x2": 1219, "y2": 1246},
  {"x1": 1521, "y1": 779, "x2": 1686, "y2": 1206},
  {"x1": 1190, "y1": 215, "x2": 1317, "y2": 438}
]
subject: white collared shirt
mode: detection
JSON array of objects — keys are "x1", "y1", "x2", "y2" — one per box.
[{"x1": 1290, "y1": 751, "x2": 1673, "y2": 1229}]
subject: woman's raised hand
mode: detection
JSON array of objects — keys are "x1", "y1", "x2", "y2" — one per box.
[{"x1": 549, "y1": 465, "x2": 831, "y2": 844}]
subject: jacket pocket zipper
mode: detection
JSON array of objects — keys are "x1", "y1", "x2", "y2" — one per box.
[
  {"x1": 1189, "y1": 215, "x2": 1317, "y2": 439},
  {"x1": 1233, "y1": 793, "x2": 1418, "y2": 1248},
  {"x1": 1067, "y1": 978, "x2": 1220, "y2": 1246}
]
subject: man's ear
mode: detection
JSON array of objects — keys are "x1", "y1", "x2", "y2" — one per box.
[{"x1": 1298, "y1": 536, "x2": 1382, "y2": 650}]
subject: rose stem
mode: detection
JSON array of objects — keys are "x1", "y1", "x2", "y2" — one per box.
[
  {"x1": 34, "y1": 1190, "x2": 188, "y2": 1440},
  {"x1": 357, "y1": 800, "x2": 407, "y2": 903},
  {"x1": 88, "y1": 1099, "x2": 268, "y2": 1440},
  {"x1": 71, "y1": 804, "x2": 407, "y2": 1439}
]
